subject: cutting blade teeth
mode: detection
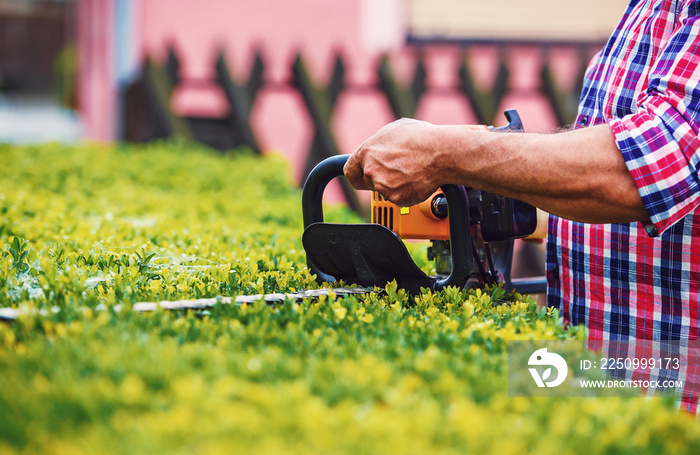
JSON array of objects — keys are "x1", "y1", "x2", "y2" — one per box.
[{"x1": 0, "y1": 287, "x2": 377, "y2": 321}]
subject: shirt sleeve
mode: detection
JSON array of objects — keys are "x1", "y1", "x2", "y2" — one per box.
[{"x1": 609, "y1": 11, "x2": 700, "y2": 237}]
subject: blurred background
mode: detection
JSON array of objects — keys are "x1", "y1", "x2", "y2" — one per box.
[
  {"x1": 0, "y1": 0, "x2": 629, "y2": 291},
  {"x1": 1, "y1": 0, "x2": 628, "y2": 186}
]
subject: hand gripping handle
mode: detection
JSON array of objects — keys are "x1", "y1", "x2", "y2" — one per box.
[{"x1": 302, "y1": 155, "x2": 474, "y2": 291}]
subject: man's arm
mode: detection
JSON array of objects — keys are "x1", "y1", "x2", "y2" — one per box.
[{"x1": 344, "y1": 118, "x2": 649, "y2": 225}]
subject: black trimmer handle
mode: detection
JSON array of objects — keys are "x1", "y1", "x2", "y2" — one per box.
[
  {"x1": 302, "y1": 155, "x2": 474, "y2": 291},
  {"x1": 490, "y1": 109, "x2": 523, "y2": 133},
  {"x1": 302, "y1": 155, "x2": 348, "y2": 230},
  {"x1": 301, "y1": 155, "x2": 348, "y2": 284}
]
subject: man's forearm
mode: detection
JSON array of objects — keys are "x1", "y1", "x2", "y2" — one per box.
[{"x1": 438, "y1": 124, "x2": 648, "y2": 224}]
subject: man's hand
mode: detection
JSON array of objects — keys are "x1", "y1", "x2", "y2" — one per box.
[{"x1": 344, "y1": 118, "x2": 471, "y2": 206}]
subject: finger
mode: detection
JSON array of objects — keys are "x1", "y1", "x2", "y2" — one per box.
[{"x1": 343, "y1": 154, "x2": 370, "y2": 190}]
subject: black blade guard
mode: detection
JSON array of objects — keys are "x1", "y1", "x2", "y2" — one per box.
[{"x1": 302, "y1": 222, "x2": 432, "y2": 294}]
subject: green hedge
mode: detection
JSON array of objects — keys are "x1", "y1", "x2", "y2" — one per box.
[{"x1": 0, "y1": 142, "x2": 698, "y2": 454}]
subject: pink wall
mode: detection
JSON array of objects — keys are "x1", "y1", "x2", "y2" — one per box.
[
  {"x1": 79, "y1": 0, "x2": 579, "y2": 191},
  {"x1": 77, "y1": 0, "x2": 117, "y2": 142},
  {"x1": 139, "y1": 1, "x2": 391, "y2": 182}
]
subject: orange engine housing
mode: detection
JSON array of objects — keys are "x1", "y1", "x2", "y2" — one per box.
[{"x1": 371, "y1": 191, "x2": 450, "y2": 240}]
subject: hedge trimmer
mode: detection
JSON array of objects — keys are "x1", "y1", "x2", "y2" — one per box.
[
  {"x1": 302, "y1": 109, "x2": 546, "y2": 296},
  {"x1": 0, "y1": 110, "x2": 545, "y2": 321}
]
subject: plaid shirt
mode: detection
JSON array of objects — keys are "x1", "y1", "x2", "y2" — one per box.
[
  {"x1": 547, "y1": 0, "x2": 700, "y2": 412},
  {"x1": 546, "y1": 0, "x2": 700, "y2": 410},
  {"x1": 547, "y1": 0, "x2": 700, "y2": 338}
]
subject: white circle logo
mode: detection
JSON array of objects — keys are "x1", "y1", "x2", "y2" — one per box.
[{"x1": 528, "y1": 348, "x2": 568, "y2": 388}]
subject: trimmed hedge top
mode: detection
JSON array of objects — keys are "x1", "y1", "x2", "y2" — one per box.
[{"x1": 0, "y1": 141, "x2": 698, "y2": 454}]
